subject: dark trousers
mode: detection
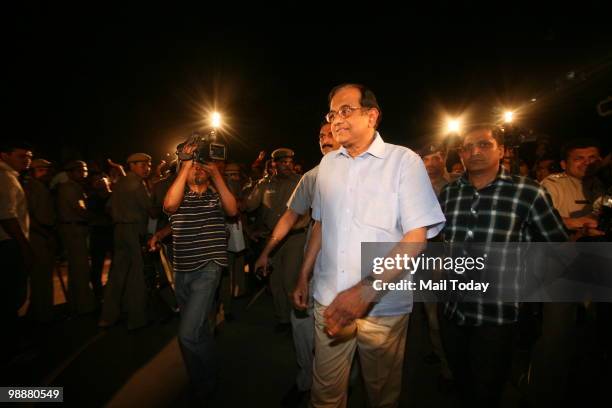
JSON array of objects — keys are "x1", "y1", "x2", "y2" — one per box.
[
  {"x1": 440, "y1": 315, "x2": 517, "y2": 408},
  {"x1": 0, "y1": 239, "x2": 28, "y2": 362},
  {"x1": 101, "y1": 224, "x2": 147, "y2": 329},
  {"x1": 90, "y1": 226, "x2": 113, "y2": 298},
  {"x1": 270, "y1": 232, "x2": 306, "y2": 324}
]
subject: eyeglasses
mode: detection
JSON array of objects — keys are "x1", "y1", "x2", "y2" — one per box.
[
  {"x1": 325, "y1": 105, "x2": 368, "y2": 123},
  {"x1": 458, "y1": 141, "x2": 496, "y2": 154}
]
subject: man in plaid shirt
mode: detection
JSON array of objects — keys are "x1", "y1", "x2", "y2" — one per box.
[{"x1": 438, "y1": 124, "x2": 568, "y2": 407}]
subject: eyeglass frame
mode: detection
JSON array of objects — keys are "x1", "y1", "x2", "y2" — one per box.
[{"x1": 325, "y1": 105, "x2": 371, "y2": 123}]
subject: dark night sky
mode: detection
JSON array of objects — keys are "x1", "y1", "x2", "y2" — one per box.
[{"x1": 8, "y1": 7, "x2": 612, "y2": 171}]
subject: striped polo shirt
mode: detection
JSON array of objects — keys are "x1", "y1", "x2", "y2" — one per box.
[{"x1": 169, "y1": 188, "x2": 228, "y2": 273}]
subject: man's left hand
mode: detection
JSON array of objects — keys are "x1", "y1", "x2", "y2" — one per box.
[
  {"x1": 323, "y1": 284, "x2": 375, "y2": 337},
  {"x1": 147, "y1": 234, "x2": 161, "y2": 252}
]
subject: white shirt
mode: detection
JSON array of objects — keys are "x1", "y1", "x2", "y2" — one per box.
[
  {"x1": 0, "y1": 160, "x2": 29, "y2": 241},
  {"x1": 312, "y1": 133, "x2": 445, "y2": 316}
]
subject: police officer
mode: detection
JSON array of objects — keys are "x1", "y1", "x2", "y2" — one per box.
[
  {"x1": 417, "y1": 142, "x2": 456, "y2": 386},
  {"x1": 99, "y1": 153, "x2": 152, "y2": 329},
  {"x1": 532, "y1": 139, "x2": 605, "y2": 406},
  {"x1": 244, "y1": 148, "x2": 305, "y2": 331},
  {"x1": 57, "y1": 160, "x2": 96, "y2": 315},
  {"x1": 540, "y1": 139, "x2": 605, "y2": 237},
  {"x1": 26, "y1": 159, "x2": 56, "y2": 322},
  {"x1": 418, "y1": 142, "x2": 459, "y2": 195}
]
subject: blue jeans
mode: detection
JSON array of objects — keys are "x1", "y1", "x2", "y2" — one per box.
[{"x1": 175, "y1": 262, "x2": 222, "y2": 396}]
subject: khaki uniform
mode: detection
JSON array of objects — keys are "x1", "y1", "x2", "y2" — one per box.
[
  {"x1": 26, "y1": 178, "x2": 56, "y2": 322},
  {"x1": 540, "y1": 173, "x2": 602, "y2": 219},
  {"x1": 245, "y1": 173, "x2": 303, "y2": 234},
  {"x1": 101, "y1": 172, "x2": 152, "y2": 329},
  {"x1": 532, "y1": 173, "x2": 603, "y2": 406},
  {"x1": 430, "y1": 171, "x2": 460, "y2": 196},
  {"x1": 245, "y1": 173, "x2": 304, "y2": 323},
  {"x1": 57, "y1": 179, "x2": 96, "y2": 314}
]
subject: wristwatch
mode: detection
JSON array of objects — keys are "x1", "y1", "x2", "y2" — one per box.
[{"x1": 361, "y1": 275, "x2": 376, "y2": 287}]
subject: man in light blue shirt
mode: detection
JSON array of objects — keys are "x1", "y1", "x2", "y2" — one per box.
[{"x1": 294, "y1": 84, "x2": 445, "y2": 407}]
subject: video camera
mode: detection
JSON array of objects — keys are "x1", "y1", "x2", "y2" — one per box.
[
  {"x1": 176, "y1": 131, "x2": 226, "y2": 164},
  {"x1": 498, "y1": 125, "x2": 538, "y2": 149}
]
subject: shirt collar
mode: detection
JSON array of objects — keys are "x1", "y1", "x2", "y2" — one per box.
[
  {"x1": 336, "y1": 131, "x2": 386, "y2": 159},
  {"x1": 458, "y1": 166, "x2": 513, "y2": 188}
]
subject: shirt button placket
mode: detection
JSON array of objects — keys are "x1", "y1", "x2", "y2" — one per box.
[{"x1": 467, "y1": 189, "x2": 479, "y2": 241}]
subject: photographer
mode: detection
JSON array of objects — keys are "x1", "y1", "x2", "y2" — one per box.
[{"x1": 162, "y1": 142, "x2": 237, "y2": 403}]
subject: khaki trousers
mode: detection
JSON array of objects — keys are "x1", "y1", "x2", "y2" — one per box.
[{"x1": 311, "y1": 302, "x2": 409, "y2": 408}]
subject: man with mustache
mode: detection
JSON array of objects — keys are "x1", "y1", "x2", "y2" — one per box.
[
  {"x1": 294, "y1": 84, "x2": 445, "y2": 407},
  {"x1": 244, "y1": 147, "x2": 304, "y2": 333},
  {"x1": 438, "y1": 124, "x2": 568, "y2": 407},
  {"x1": 99, "y1": 153, "x2": 153, "y2": 329},
  {"x1": 532, "y1": 140, "x2": 604, "y2": 406},
  {"x1": 540, "y1": 139, "x2": 604, "y2": 237},
  {"x1": 255, "y1": 122, "x2": 340, "y2": 407}
]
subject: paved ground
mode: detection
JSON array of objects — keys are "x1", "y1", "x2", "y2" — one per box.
[
  {"x1": 3, "y1": 293, "x2": 493, "y2": 408},
  {"x1": 5, "y1": 270, "x2": 610, "y2": 407}
]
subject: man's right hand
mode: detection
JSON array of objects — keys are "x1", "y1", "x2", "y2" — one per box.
[
  {"x1": 254, "y1": 253, "x2": 269, "y2": 276},
  {"x1": 177, "y1": 143, "x2": 198, "y2": 162},
  {"x1": 292, "y1": 278, "x2": 309, "y2": 310}
]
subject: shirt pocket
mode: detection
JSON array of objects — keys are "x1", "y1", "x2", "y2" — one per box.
[{"x1": 355, "y1": 185, "x2": 397, "y2": 231}]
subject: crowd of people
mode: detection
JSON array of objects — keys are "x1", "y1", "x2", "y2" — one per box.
[{"x1": 1, "y1": 82, "x2": 610, "y2": 407}]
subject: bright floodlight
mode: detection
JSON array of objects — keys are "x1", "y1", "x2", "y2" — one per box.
[
  {"x1": 503, "y1": 111, "x2": 514, "y2": 123},
  {"x1": 447, "y1": 119, "x2": 461, "y2": 133},
  {"x1": 211, "y1": 112, "x2": 222, "y2": 128}
]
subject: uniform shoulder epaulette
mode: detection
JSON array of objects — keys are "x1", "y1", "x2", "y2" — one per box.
[{"x1": 547, "y1": 173, "x2": 566, "y2": 182}]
